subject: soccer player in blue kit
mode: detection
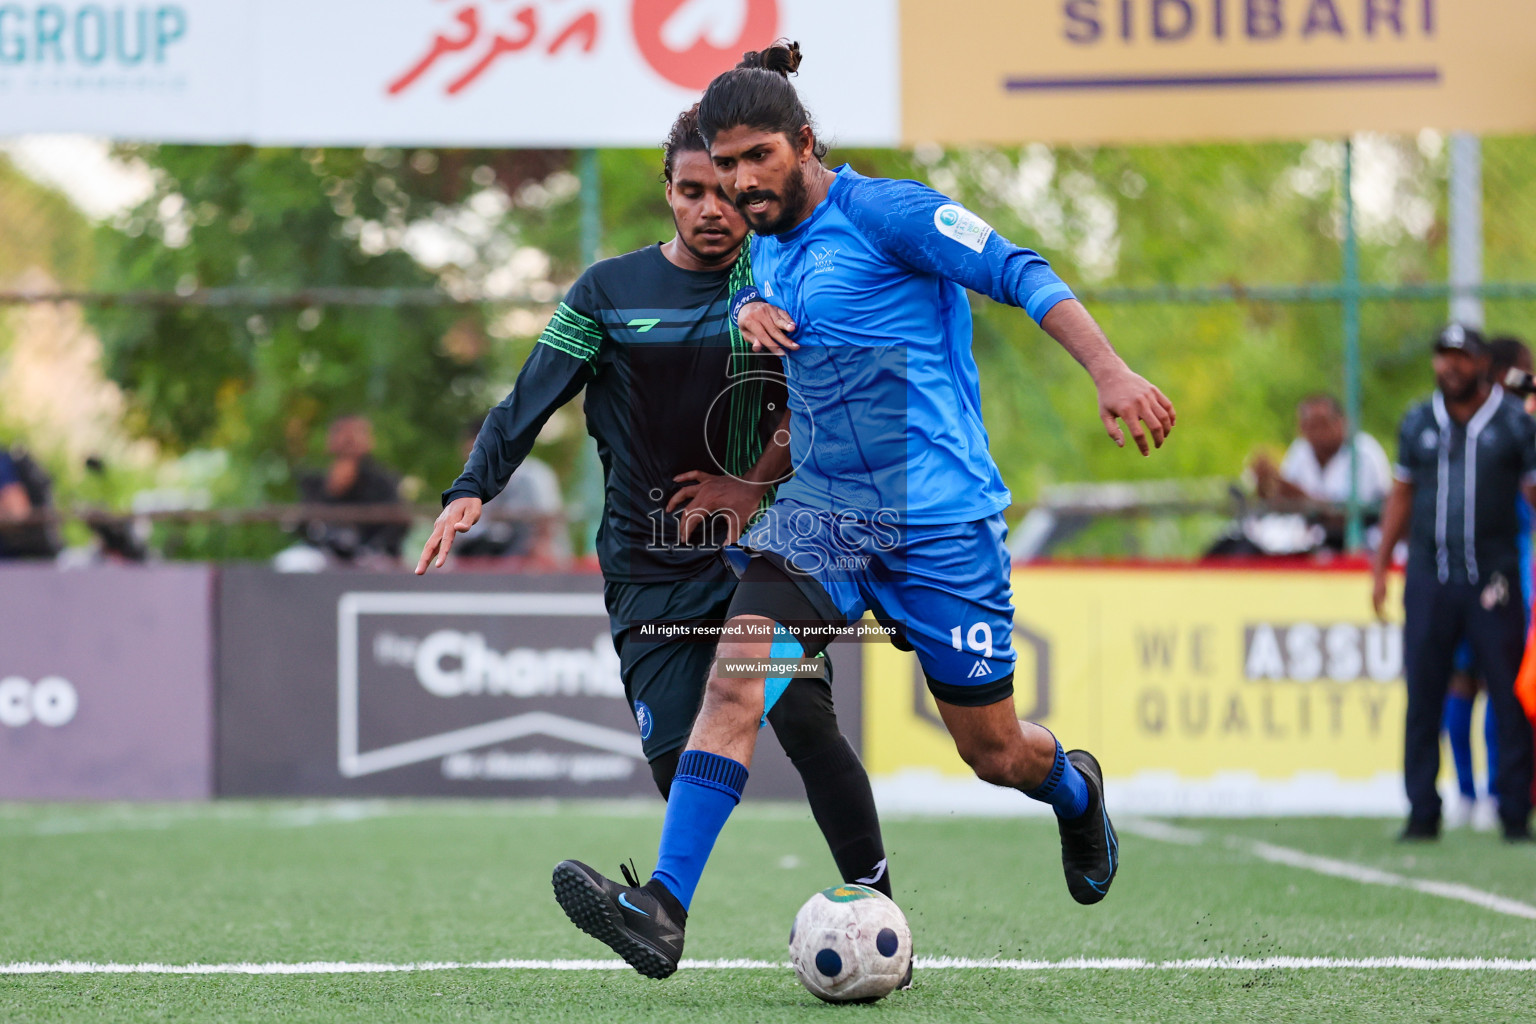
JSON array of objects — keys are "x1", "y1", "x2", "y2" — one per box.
[{"x1": 553, "y1": 43, "x2": 1177, "y2": 979}]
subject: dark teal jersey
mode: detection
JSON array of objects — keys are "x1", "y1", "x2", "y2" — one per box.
[
  {"x1": 446, "y1": 244, "x2": 784, "y2": 581},
  {"x1": 1394, "y1": 385, "x2": 1536, "y2": 585}
]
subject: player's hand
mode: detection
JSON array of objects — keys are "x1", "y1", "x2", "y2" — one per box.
[
  {"x1": 738, "y1": 301, "x2": 798, "y2": 355},
  {"x1": 1371, "y1": 564, "x2": 1389, "y2": 620},
  {"x1": 415, "y1": 496, "x2": 482, "y2": 574},
  {"x1": 1095, "y1": 366, "x2": 1176, "y2": 456},
  {"x1": 667, "y1": 471, "x2": 768, "y2": 545}
]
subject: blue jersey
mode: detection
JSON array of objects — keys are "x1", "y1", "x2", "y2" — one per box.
[{"x1": 747, "y1": 165, "x2": 1075, "y2": 524}]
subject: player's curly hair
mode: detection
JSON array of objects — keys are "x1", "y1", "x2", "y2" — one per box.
[
  {"x1": 661, "y1": 103, "x2": 707, "y2": 183},
  {"x1": 697, "y1": 39, "x2": 828, "y2": 160}
]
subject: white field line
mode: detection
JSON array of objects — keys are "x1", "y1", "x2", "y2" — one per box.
[
  {"x1": 5, "y1": 957, "x2": 1536, "y2": 976},
  {"x1": 1118, "y1": 819, "x2": 1536, "y2": 921}
]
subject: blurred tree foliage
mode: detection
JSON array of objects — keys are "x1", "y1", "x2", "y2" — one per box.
[
  {"x1": 0, "y1": 156, "x2": 94, "y2": 288},
  {"x1": 90, "y1": 146, "x2": 567, "y2": 512}
]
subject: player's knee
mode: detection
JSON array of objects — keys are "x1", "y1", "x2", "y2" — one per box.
[{"x1": 701, "y1": 670, "x2": 763, "y2": 715}]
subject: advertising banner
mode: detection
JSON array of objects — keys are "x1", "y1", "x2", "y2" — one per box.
[
  {"x1": 0, "y1": 1, "x2": 898, "y2": 146},
  {"x1": 0, "y1": 565, "x2": 214, "y2": 800},
  {"x1": 217, "y1": 567, "x2": 863, "y2": 798},
  {"x1": 864, "y1": 567, "x2": 1410, "y2": 815},
  {"x1": 902, "y1": 0, "x2": 1536, "y2": 145}
]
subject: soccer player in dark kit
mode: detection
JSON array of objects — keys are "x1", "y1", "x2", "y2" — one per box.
[{"x1": 416, "y1": 105, "x2": 895, "y2": 902}]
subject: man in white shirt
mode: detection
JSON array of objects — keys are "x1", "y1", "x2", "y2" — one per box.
[
  {"x1": 1254, "y1": 394, "x2": 1392, "y2": 507},
  {"x1": 1247, "y1": 394, "x2": 1391, "y2": 552}
]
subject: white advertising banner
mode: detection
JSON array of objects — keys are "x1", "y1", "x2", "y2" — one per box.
[{"x1": 0, "y1": 0, "x2": 899, "y2": 146}]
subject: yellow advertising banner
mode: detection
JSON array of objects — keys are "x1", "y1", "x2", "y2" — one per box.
[
  {"x1": 864, "y1": 567, "x2": 1410, "y2": 814},
  {"x1": 901, "y1": 0, "x2": 1536, "y2": 145}
]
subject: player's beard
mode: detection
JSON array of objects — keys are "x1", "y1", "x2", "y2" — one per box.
[
  {"x1": 1436, "y1": 368, "x2": 1482, "y2": 403},
  {"x1": 737, "y1": 163, "x2": 810, "y2": 236}
]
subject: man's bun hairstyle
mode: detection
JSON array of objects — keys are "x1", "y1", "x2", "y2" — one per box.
[
  {"x1": 735, "y1": 39, "x2": 802, "y2": 76},
  {"x1": 697, "y1": 39, "x2": 827, "y2": 159}
]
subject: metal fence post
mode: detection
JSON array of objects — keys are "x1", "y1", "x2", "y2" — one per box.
[
  {"x1": 1343, "y1": 138, "x2": 1364, "y2": 553},
  {"x1": 1449, "y1": 133, "x2": 1485, "y2": 330}
]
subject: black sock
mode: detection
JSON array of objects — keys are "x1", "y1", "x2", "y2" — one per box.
[{"x1": 791, "y1": 735, "x2": 892, "y2": 899}]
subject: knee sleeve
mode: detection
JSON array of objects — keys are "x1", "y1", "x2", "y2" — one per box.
[{"x1": 766, "y1": 676, "x2": 843, "y2": 764}]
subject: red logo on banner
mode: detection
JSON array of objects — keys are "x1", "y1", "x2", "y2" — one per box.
[
  {"x1": 389, "y1": 2, "x2": 601, "y2": 97},
  {"x1": 631, "y1": 0, "x2": 779, "y2": 92}
]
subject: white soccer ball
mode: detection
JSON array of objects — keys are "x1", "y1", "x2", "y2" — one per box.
[{"x1": 788, "y1": 883, "x2": 912, "y2": 1003}]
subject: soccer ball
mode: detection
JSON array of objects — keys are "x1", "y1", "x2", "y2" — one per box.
[{"x1": 788, "y1": 883, "x2": 912, "y2": 1003}]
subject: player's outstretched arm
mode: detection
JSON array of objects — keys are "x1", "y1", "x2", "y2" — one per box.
[
  {"x1": 1040, "y1": 300, "x2": 1176, "y2": 456},
  {"x1": 415, "y1": 496, "x2": 483, "y2": 574}
]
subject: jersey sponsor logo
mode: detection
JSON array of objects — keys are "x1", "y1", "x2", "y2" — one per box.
[
  {"x1": 934, "y1": 203, "x2": 993, "y2": 253},
  {"x1": 626, "y1": 317, "x2": 661, "y2": 333},
  {"x1": 810, "y1": 246, "x2": 839, "y2": 275},
  {"x1": 1420, "y1": 427, "x2": 1438, "y2": 449}
]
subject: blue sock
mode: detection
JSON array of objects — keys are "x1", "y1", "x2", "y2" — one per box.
[
  {"x1": 1025, "y1": 740, "x2": 1090, "y2": 819},
  {"x1": 1443, "y1": 693, "x2": 1476, "y2": 799},
  {"x1": 1483, "y1": 696, "x2": 1500, "y2": 800},
  {"x1": 650, "y1": 750, "x2": 748, "y2": 910}
]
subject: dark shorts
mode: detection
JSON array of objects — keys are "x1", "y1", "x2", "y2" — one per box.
[
  {"x1": 604, "y1": 577, "x2": 735, "y2": 760},
  {"x1": 605, "y1": 573, "x2": 835, "y2": 760}
]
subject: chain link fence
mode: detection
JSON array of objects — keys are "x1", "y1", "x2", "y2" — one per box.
[{"x1": 1, "y1": 135, "x2": 1534, "y2": 562}]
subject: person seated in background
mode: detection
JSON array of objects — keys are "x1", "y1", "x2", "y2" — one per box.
[
  {"x1": 1249, "y1": 394, "x2": 1392, "y2": 550},
  {"x1": 296, "y1": 415, "x2": 406, "y2": 562},
  {"x1": 450, "y1": 417, "x2": 571, "y2": 566},
  {"x1": 0, "y1": 449, "x2": 32, "y2": 522},
  {"x1": 0, "y1": 446, "x2": 61, "y2": 560}
]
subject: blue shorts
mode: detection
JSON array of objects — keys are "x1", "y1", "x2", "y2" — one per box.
[{"x1": 730, "y1": 500, "x2": 1017, "y2": 704}]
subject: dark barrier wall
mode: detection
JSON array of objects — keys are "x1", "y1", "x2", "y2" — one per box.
[
  {"x1": 217, "y1": 568, "x2": 863, "y2": 799},
  {"x1": 0, "y1": 565, "x2": 214, "y2": 799}
]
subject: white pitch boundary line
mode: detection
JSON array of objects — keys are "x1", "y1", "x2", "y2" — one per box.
[
  {"x1": 5, "y1": 957, "x2": 1536, "y2": 976},
  {"x1": 1118, "y1": 820, "x2": 1536, "y2": 922}
]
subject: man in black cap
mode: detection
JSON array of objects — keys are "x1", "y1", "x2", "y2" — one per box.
[{"x1": 1372, "y1": 324, "x2": 1536, "y2": 841}]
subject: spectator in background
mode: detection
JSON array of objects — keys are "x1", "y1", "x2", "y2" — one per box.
[
  {"x1": 0, "y1": 449, "x2": 31, "y2": 522},
  {"x1": 1250, "y1": 394, "x2": 1392, "y2": 550},
  {"x1": 296, "y1": 415, "x2": 406, "y2": 562},
  {"x1": 0, "y1": 446, "x2": 60, "y2": 559},
  {"x1": 1442, "y1": 336, "x2": 1535, "y2": 830},
  {"x1": 1372, "y1": 324, "x2": 1535, "y2": 843},
  {"x1": 451, "y1": 417, "x2": 571, "y2": 566}
]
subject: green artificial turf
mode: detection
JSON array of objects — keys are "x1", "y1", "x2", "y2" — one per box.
[{"x1": 1, "y1": 802, "x2": 1533, "y2": 1022}]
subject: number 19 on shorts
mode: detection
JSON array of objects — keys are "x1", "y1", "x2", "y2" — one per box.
[{"x1": 950, "y1": 622, "x2": 994, "y2": 658}]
